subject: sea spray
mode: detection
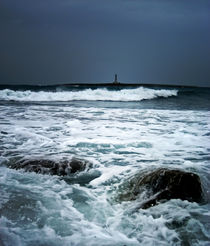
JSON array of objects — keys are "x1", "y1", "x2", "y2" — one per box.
[
  {"x1": 0, "y1": 85, "x2": 210, "y2": 246},
  {"x1": 0, "y1": 87, "x2": 178, "y2": 102}
]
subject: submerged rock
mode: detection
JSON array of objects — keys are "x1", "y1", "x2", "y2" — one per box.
[
  {"x1": 117, "y1": 168, "x2": 203, "y2": 209},
  {"x1": 9, "y1": 158, "x2": 92, "y2": 176}
]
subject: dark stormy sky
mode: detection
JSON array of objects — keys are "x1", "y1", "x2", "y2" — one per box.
[{"x1": 0, "y1": 0, "x2": 210, "y2": 86}]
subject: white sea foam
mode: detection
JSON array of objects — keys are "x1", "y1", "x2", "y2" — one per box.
[
  {"x1": 0, "y1": 87, "x2": 178, "y2": 101},
  {"x1": 1, "y1": 98, "x2": 210, "y2": 245}
]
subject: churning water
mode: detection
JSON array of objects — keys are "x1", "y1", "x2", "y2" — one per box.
[{"x1": 0, "y1": 85, "x2": 210, "y2": 246}]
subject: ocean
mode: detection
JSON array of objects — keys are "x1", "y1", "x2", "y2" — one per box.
[{"x1": 0, "y1": 84, "x2": 210, "y2": 246}]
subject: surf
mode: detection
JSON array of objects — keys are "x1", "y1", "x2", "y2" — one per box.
[{"x1": 0, "y1": 87, "x2": 178, "y2": 102}]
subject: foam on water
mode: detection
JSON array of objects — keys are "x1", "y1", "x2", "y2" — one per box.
[
  {"x1": 1, "y1": 165, "x2": 209, "y2": 246},
  {"x1": 0, "y1": 87, "x2": 178, "y2": 102},
  {"x1": 0, "y1": 96, "x2": 210, "y2": 245}
]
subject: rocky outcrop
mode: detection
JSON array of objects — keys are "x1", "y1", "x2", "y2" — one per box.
[
  {"x1": 9, "y1": 158, "x2": 92, "y2": 176},
  {"x1": 117, "y1": 168, "x2": 203, "y2": 209}
]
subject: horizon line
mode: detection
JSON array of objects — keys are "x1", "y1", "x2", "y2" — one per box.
[{"x1": 0, "y1": 81, "x2": 210, "y2": 88}]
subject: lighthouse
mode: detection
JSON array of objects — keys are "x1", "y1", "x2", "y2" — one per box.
[{"x1": 113, "y1": 74, "x2": 119, "y2": 84}]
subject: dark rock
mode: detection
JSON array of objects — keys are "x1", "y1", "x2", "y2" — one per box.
[
  {"x1": 117, "y1": 168, "x2": 203, "y2": 209},
  {"x1": 1, "y1": 131, "x2": 8, "y2": 135},
  {"x1": 9, "y1": 158, "x2": 92, "y2": 176}
]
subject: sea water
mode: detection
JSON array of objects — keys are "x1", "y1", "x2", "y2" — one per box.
[{"x1": 0, "y1": 85, "x2": 210, "y2": 246}]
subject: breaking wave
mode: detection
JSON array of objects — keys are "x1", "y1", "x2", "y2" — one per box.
[{"x1": 0, "y1": 87, "x2": 178, "y2": 102}]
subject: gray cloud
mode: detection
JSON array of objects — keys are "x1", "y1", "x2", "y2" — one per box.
[{"x1": 0, "y1": 0, "x2": 210, "y2": 86}]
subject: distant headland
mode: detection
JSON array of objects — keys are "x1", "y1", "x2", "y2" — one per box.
[
  {"x1": 0, "y1": 74, "x2": 209, "y2": 88},
  {"x1": 60, "y1": 74, "x2": 202, "y2": 88}
]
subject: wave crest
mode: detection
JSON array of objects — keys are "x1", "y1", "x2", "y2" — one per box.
[{"x1": 0, "y1": 87, "x2": 178, "y2": 102}]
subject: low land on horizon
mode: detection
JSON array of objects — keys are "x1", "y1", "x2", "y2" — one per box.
[
  {"x1": 0, "y1": 82, "x2": 209, "y2": 89},
  {"x1": 62, "y1": 82, "x2": 209, "y2": 88}
]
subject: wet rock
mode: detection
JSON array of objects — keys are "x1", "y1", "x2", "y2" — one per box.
[
  {"x1": 1, "y1": 131, "x2": 8, "y2": 135},
  {"x1": 9, "y1": 158, "x2": 92, "y2": 176},
  {"x1": 117, "y1": 168, "x2": 203, "y2": 209}
]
